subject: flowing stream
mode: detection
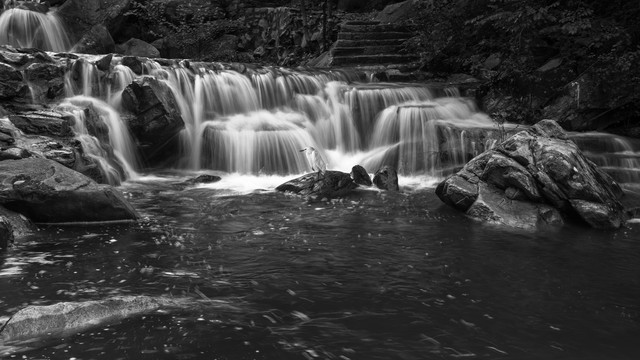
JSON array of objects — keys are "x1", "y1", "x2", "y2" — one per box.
[{"x1": 1, "y1": 6, "x2": 640, "y2": 359}]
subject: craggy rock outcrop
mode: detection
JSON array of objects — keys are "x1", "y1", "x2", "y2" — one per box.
[
  {"x1": 436, "y1": 119, "x2": 625, "y2": 229},
  {"x1": 0, "y1": 295, "x2": 183, "y2": 343},
  {"x1": 351, "y1": 165, "x2": 372, "y2": 186},
  {"x1": 276, "y1": 171, "x2": 358, "y2": 199},
  {"x1": 373, "y1": 165, "x2": 399, "y2": 191},
  {"x1": 121, "y1": 76, "x2": 185, "y2": 161},
  {"x1": 57, "y1": 0, "x2": 132, "y2": 44},
  {"x1": 0, "y1": 158, "x2": 139, "y2": 223},
  {"x1": 9, "y1": 111, "x2": 74, "y2": 138}
]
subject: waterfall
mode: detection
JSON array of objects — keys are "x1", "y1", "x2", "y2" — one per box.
[
  {"x1": 57, "y1": 55, "x2": 640, "y2": 184},
  {"x1": 0, "y1": 8, "x2": 70, "y2": 52}
]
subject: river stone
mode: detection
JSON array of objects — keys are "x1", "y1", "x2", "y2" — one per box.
[
  {"x1": 9, "y1": 112, "x2": 74, "y2": 138},
  {"x1": 373, "y1": 165, "x2": 399, "y2": 191},
  {"x1": 276, "y1": 171, "x2": 358, "y2": 199},
  {"x1": 121, "y1": 76, "x2": 185, "y2": 160},
  {"x1": 0, "y1": 295, "x2": 181, "y2": 342},
  {"x1": 351, "y1": 165, "x2": 372, "y2": 186},
  {"x1": 0, "y1": 158, "x2": 139, "y2": 223},
  {"x1": 436, "y1": 119, "x2": 625, "y2": 229},
  {"x1": 94, "y1": 54, "x2": 113, "y2": 71},
  {"x1": 0, "y1": 147, "x2": 31, "y2": 161},
  {"x1": 0, "y1": 205, "x2": 35, "y2": 248}
]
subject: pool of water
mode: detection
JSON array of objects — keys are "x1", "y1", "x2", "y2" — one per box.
[{"x1": 1, "y1": 175, "x2": 639, "y2": 359}]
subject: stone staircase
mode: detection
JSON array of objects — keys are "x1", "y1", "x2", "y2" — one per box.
[{"x1": 330, "y1": 20, "x2": 419, "y2": 70}]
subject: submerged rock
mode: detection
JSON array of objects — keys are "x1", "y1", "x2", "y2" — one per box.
[
  {"x1": 0, "y1": 158, "x2": 139, "y2": 223},
  {"x1": 436, "y1": 119, "x2": 625, "y2": 229},
  {"x1": 0, "y1": 295, "x2": 182, "y2": 343},
  {"x1": 373, "y1": 165, "x2": 399, "y2": 191},
  {"x1": 276, "y1": 171, "x2": 358, "y2": 199}
]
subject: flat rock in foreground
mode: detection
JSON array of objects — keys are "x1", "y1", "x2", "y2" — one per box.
[
  {"x1": 0, "y1": 296, "x2": 182, "y2": 343},
  {"x1": 436, "y1": 119, "x2": 625, "y2": 229},
  {"x1": 0, "y1": 158, "x2": 139, "y2": 223},
  {"x1": 276, "y1": 170, "x2": 358, "y2": 199}
]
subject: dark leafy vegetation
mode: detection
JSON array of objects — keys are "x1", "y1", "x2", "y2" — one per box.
[{"x1": 405, "y1": 0, "x2": 640, "y2": 129}]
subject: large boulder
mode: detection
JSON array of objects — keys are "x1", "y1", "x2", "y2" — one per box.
[
  {"x1": 121, "y1": 76, "x2": 185, "y2": 162},
  {"x1": 436, "y1": 119, "x2": 626, "y2": 229},
  {"x1": 117, "y1": 38, "x2": 160, "y2": 58},
  {"x1": 0, "y1": 158, "x2": 139, "y2": 223},
  {"x1": 57, "y1": 0, "x2": 132, "y2": 44},
  {"x1": 276, "y1": 171, "x2": 358, "y2": 199},
  {"x1": 72, "y1": 24, "x2": 116, "y2": 55}
]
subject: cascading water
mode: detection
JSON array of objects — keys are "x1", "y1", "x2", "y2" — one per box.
[
  {"x1": 56, "y1": 54, "x2": 640, "y2": 185},
  {"x1": 0, "y1": 7, "x2": 70, "y2": 52}
]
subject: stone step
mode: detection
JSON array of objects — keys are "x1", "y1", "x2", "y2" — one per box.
[
  {"x1": 342, "y1": 20, "x2": 381, "y2": 26},
  {"x1": 334, "y1": 39, "x2": 403, "y2": 47},
  {"x1": 332, "y1": 54, "x2": 420, "y2": 66},
  {"x1": 337, "y1": 31, "x2": 413, "y2": 41},
  {"x1": 340, "y1": 23, "x2": 411, "y2": 33},
  {"x1": 332, "y1": 45, "x2": 403, "y2": 57}
]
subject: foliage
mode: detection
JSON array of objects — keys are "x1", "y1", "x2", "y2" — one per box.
[
  {"x1": 125, "y1": 0, "x2": 241, "y2": 59},
  {"x1": 404, "y1": 0, "x2": 640, "y2": 126}
]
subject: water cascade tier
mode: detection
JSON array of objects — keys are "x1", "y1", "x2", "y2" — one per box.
[{"x1": 3, "y1": 50, "x2": 639, "y2": 185}]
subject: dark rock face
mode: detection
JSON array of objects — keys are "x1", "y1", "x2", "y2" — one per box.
[
  {"x1": 121, "y1": 55, "x2": 143, "y2": 75},
  {"x1": 183, "y1": 174, "x2": 222, "y2": 185},
  {"x1": 0, "y1": 158, "x2": 139, "y2": 223},
  {"x1": 0, "y1": 295, "x2": 182, "y2": 342},
  {"x1": 436, "y1": 119, "x2": 625, "y2": 229},
  {"x1": 117, "y1": 38, "x2": 160, "y2": 58},
  {"x1": 276, "y1": 171, "x2": 358, "y2": 199},
  {"x1": 0, "y1": 62, "x2": 28, "y2": 100},
  {"x1": 350, "y1": 165, "x2": 371, "y2": 186},
  {"x1": 57, "y1": 0, "x2": 132, "y2": 43},
  {"x1": 373, "y1": 165, "x2": 399, "y2": 191},
  {"x1": 72, "y1": 24, "x2": 116, "y2": 55},
  {"x1": 121, "y1": 76, "x2": 185, "y2": 162},
  {"x1": 9, "y1": 112, "x2": 75, "y2": 138}
]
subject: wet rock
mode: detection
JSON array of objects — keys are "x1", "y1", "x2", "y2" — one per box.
[
  {"x1": 276, "y1": 171, "x2": 358, "y2": 199},
  {"x1": 23, "y1": 62, "x2": 67, "y2": 100},
  {"x1": 117, "y1": 38, "x2": 160, "y2": 58},
  {"x1": 9, "y1": 112, "x2": 74, "y2": 138},
  {"x1": 121, "y1": 76, "x2": 185, "y2": 162},
  {"x1": 373, "y1": 165, "x2": 399, "y2": 191},
  {"x1": 350, "y1": 165, "x2": 371, "y2": 186},
  {"x1": 182, "y1": 174, "x2": 222, "y2": 186},
  {"x1": 0, "y1": 295, "x2": 182, "y2": 342},
  {"x1": 0, "y1": 205, "x2": 35, "y2": 248},
  {"x1": 0, "y1": 158, "x2": 139, "y2": 223},
  {"x1": 437, "y1": 119, "x2": 625, "y2": 229},
  {"x1": 121, "y1": 55, "x2": 143, "y2": 75},
  {"x1": 73, "y1": 24, "x2": 116, "y2": 55},
  {"x1": 0, "y1": 147, "x2": 32, "y2": 161},
  {"x1": 0, "y1": 63, "x2": 28, "y2": 100},
  {"x1": 0, "y1": 126, "x2": 15, "y2": 146},
  {"x1": 94, "y1": 53, "x2": 113, "y2": 71}
]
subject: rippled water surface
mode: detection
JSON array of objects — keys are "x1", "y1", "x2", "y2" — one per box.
[{"x1": 1, "y1": 175, "x2": 639, "y2": 359}]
